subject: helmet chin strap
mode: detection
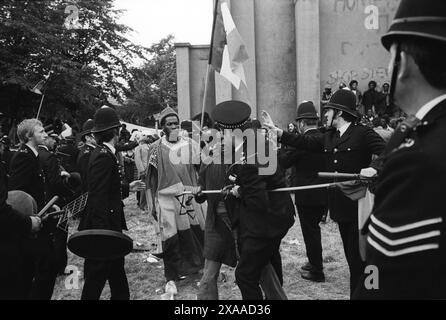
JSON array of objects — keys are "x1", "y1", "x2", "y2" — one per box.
[{"x1": 390, "y1": 43, "x2": 401, "y2": 107}]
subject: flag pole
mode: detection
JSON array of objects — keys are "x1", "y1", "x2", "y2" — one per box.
[
  {"x1": 200, "y1": 65, "x2": 211, "y2": 128},
  {"x1": 36, "y1": 94, "x2": 45, "y2": 120},
  {"x1": 200, "y1": 0, "x2": 220, "y2": 129}
]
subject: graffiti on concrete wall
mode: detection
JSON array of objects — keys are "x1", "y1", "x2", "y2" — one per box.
[{"x1": 324, "y1": 67, "x2": 389, "y2": 89}]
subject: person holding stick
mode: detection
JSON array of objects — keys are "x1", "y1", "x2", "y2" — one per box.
[{"x1": 263, "y1": 90, "x2": 385, "y2": 298}]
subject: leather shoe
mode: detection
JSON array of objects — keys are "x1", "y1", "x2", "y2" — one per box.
[
  {"x1": 301, "y1": 271, "x2": 325, "y2": 283},
  {"x1": 301, "y1": 262, "x2": 313, "y2": 271}
]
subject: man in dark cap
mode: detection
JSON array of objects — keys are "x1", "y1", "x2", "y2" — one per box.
[
  {"x1": 263, "y1": 90, "x2": 385, "y2": 298},
  {"x1": 32, "y1": 132, "x2": 77, "y2": 299},
  {"x1": 77, "y1": 119, "x2": 96, "y2": 193},
  {"x1": 213, "y1": 100, "x2": 295, "y2": 300},
  {"x1": 79, "y1": 106, "x2": 145, "y2": 300},
  {"x1": 355, "y1": 0, "x2": 446, "y2": 299},
  {"x1": 279, "y1": 101, "x2": 328, "y2": 282}
]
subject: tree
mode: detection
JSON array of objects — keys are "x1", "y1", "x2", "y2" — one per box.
[
  {"x1": 119, "y1": 35, "x2": 177, "y2": 126},
  {"x1": 0, "y1": 0, "x2": 148, "y2": 125}
]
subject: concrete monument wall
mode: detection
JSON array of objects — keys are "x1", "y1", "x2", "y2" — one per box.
[{"x1": 175, "y1": 0, "x2": 400, "y2": 127}]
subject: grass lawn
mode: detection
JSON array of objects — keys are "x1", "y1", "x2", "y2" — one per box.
[{"x1": 52, "y1": 195, "x2": 350, "y2": 300}]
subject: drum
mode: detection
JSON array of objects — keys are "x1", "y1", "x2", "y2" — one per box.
[
  {"x1": 68, "y1": 229, "x2": 133, "y2": 260},
  {"x1": 6, "y1": 190, "x2": 37, "y2": 217}
]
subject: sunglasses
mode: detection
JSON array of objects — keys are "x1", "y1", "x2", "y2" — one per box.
[{"x1": 166, "y1": 122, "x2": 179, "y2": 126}]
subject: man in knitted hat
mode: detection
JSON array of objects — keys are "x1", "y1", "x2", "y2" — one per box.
[
  {"x1": 145, "y1": 106, "x2": 206, "y2": 293},
  {"x1": 263, "y1": 90, "x2": 385, "y2": 298},
  {"x1": 356, "y1": 0, "x2": 446, "y2": 299}
]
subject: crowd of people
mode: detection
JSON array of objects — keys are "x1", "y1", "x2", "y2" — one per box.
[{"x1": 1, "y1": 0, "x2": 446, "y2": 301}]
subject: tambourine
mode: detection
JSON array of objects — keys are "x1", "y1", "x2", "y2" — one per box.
[{"x1": 68, "y1": 229, "x2": 133, "y2": 260}]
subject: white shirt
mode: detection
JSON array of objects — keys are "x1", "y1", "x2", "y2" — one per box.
[
  {"x1": 26, "y1": 143, "x2": 39, "y2": 157},
  {"x1": 415, "y1": 94, "x2": 446, "y2": 120},
  {"x1": 39, "y1": 145, "x2": 49, "y2": 151},
  {"x1": 103, "y1": 142, "x2": 116, "y2": 155},
  {"x1": 338, "y1": 122, "x2": 351, "y2": 137}
]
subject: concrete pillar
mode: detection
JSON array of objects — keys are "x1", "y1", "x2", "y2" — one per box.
[
  {"x1": 175, "y1": 43, "x2": 191, "y2": 120},
  {"x1": 295, "y1": 0, "x2": 321, "y2": 113},
  {"x1": 188, "y1": 46, "x2": 215, "y2": 118},
  {"x1": 231, "y1": 0, "x2": 257, "y2": 117},
  {"x1": 254, "y1": 0, "x2": 296, "y2": 129}
]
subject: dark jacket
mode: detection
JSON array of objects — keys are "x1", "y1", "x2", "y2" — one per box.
[
  {"x1": 356, "y1": 100, "x2": 446, "y2": 299},
  {"x1": 79, "y1": 144, "x2": 129, "y2": 232},
  {"x1": 225, "y1": 142, "x2": 295, "y2": 239},
  {"x1": 77, "y1": 143, "x2": 95, "y2": 192},
  {"x1": 279, "y1": 128, "x2": 328, "y2": 206},
  {"x1": 196, "y1": 159, "x2": 237, "y2": 267},
  {"x1": 9, "y1": 144, "x2": 45, "y2": 210},
  {"x1": 38, "y1": 146, "x2": 73, "y2": 205},
  {"x1": 0, "y1": 160, "x2": 31, "y2": 299},
  {"x1": 57, "y1": 142, "x2": 79, "y2": 173},
  {"x1": 281, "y1": 123, "x2": 385, "y2": 222}
]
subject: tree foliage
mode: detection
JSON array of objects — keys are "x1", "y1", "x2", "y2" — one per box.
[
  {"x1": 119, "y1": 35, "x2": 177, "y2": 126},
  {"x1": 0, "y1": 0, "x2": 148, "y2": 123}
]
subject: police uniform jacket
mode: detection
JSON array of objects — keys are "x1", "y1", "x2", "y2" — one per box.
[
  {"x1": 38, "y1": 146, "x2": 73, "y2": 204},
  {"x1": 356, "y1": 99, "x2": 446, "y2": 299},
  {"x1": 279, "y1": 128, "x2": 328, "y2": 207},
  {"x1": 9, "y1": 144, "x2": 45, "y2": 210},
  {"x1": 281, "y1": 124, "x2": 385, "y2": 222},
  {"x1": 77, "y1": 143, "x2": 95, "y2": 192},
  {"x1": 79, "y1": 144, "x2": 129, "y2": 232}
]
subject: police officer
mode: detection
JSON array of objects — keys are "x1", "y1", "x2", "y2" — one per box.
[
  {"x1": 8, "y1": 119, "x2": 47, "y2": 298},
  {"x1": 34, "y1": 132, "x2": 80, "y2": 299},
  {"x1": 0, "y1": 152, "x2": 41, "y2": 299},
  {"x1": 355, "y1": 0, "x2": 446, "y2": 299},
  {"x1": 279, "y1": 101, "x2": 328, "y2": 282},
  {"x1": 214, "y1": 101, "x2": 295, "y2": 300},
  {"x1": 79, "y1": 106, "x2": 145, "y2": 300},
  {"x1": 263, "y1": 90, "x2": 385, "y2": 298},
  {"x1": 77, "y1": 119, "x2": 96, "y2": 192}
]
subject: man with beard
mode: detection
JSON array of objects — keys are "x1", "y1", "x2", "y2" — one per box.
[
  {"x1": 263, "y1": 90, "x2": 385, "y2": 298},
  {"x1": 145, "y1": 107, "x2": 206, "y2": 293}
]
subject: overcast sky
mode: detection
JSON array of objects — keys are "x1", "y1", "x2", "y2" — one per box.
[{"x1": 114, "y1": 0, "x2": 214, "y2": 48}]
